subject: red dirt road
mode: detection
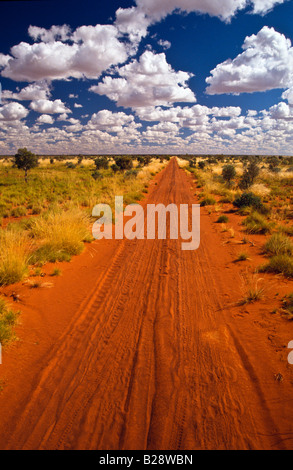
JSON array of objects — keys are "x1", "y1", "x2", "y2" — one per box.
[{"x1": 0, "y1": 158, "x2": 293, "y2": 450}]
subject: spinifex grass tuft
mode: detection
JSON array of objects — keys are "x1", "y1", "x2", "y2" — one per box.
[
  {"x1": 0, "y1": 297, "x2": 19, "y2": 344},
  {"x1": 264, "y1": 233, "x2": 293, "y2": 257},
  {"x1": 0, "y1": 230, "x2": 31, "y2": 285},
  {"x1": 29, "y1": 209, "x2": 93, "y2": 264},
  {"x1": 239, "y1": 274, "x2": 265, "y2": 305},
  {"x1": 260, "y1": 255, "x2": 293, "y2": 278}
]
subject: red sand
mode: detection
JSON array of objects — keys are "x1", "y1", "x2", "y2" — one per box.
[{"x1": 0, "y1": 158, "x2": 292, "y2": 450}]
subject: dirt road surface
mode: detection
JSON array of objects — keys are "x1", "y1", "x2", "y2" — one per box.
[{"x1": 0, "y1": 158, "x2": 292, "y2": 450}]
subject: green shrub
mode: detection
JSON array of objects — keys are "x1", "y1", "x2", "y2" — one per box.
[
  {"x1": 94, "y1": 157, "x2": 108, "y2": 170},
  {"x1": 114, "y1": 156, "x2": 133, "y2": 171},
  {"x1": 234, "y1": 192, "x2": 262, "y2": 210},
  {"x1": 66, "y1": 162, "x2": 76, "y2": 169}
]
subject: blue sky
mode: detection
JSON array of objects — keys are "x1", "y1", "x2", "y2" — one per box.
[{"x1": 0, "y1": 0, "x2": 293, "y2": 154}]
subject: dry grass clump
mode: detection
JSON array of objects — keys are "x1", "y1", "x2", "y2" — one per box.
[
  {"x1": 177, "y1": 158, "x2": 189, "y2": 168},
  {"x1": 0, "y1": 229, "x2": 31, "y2": 285},
  {"x1": 281, "y1": 293, "x2": 293, "y2": 319},
  {"x1": 200, "y1": 194, "x2": 216, "y2": 206},
  {"x1": 236, "y1": 252, "x2": 250, "y2": 262},
  {"x1": 29, "y1": 209, "x2": 92, "y2": 264},
  {"x1": 278, "y1": 225, "x2": 293, "y2": 237},
  {"x1": 239, "y1": 274, "x2": 265, "y2": 305},
  {"x1": 250, "y1": 183, "x2": 271, "y2": 197},
  {"x1": 217, "y1": 215, "x2": 229, "y2": 223}
]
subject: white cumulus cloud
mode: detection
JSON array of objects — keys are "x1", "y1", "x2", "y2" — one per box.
[
  {"x1": 0, "y1": 102, "x2": 29, "y2": 121},
  {"x1": 90, "y1": 50, "x2": 196, "y2": 109},
  {"x1": 0, "y1": 25, "x2": 129, "y2": 82},
  {"x1": 252, "y1": 0, "x2": 285, "y2": 14},
  {"x1": 2, "y1": 82, "x2": 51, "y2": 101},
  {"x1": 87, "y1": 110, "x2": 133, "y2": 127},
  {"x1": 206, "y1": 26, "x2": 293, "y2": 95},
  {"x1": 115, "y1": 0, "x2": 287, "y2": 41},
  {"x1": 36, "y1": 114, "x2": 55, "y2": 125},
  {"x1": 28, "y1": 25, "x2": 71, "y2": 43},
  {"x1": 30, "y1": 99, "x2": 71, "y2": 114}
]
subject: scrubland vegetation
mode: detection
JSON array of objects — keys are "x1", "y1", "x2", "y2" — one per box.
[
  {"x1": 0, "y1": 153, "x2": 168, "y2": 289},
  {"x1": 178, "y1": 154, "x2": 293, "y2": 317},
  {"x1": 0, "y1": 152, "x2": 168, "y2": 344},
  {"x1": 0, "y1": 151, "x2": 292, "y2": 342},
  {"x1": 179, "y1": 154, "x2": 293, "y2": 282}
]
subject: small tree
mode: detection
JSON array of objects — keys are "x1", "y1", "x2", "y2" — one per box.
[
  {"x1": 77, "y1": 154, "x2": 84, "y2": 165},
  {"x1": 198, "y1": 161, "x2": 206, "y2": 170},
  {"x1": 239, "y1": 160, "x2": 260, "y2": 190},
  {"x1": 222, "y1": 164, "x2": 236, "y2": 185},
  {"x1": 14, "y1": 148, "x2": 38, "y2": 182},
  {"x1": 190, "y1": 157, "x2": 197, "y2": 168}
]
